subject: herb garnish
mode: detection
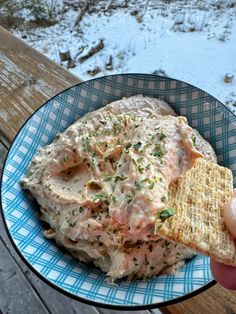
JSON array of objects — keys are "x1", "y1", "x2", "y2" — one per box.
[
  {"x1": 132, "y1": 158, "x2": 145, "y2": 173},
  {"x1": 45, "y1": 184, "x2": 52, "y2": 192},
  {"x1": 192, "y1": 135, "x2": 197, "y2": 146},
  {"x1": 93, "y1": 193, "x2": 108, "y2": 202},
  {"x1": 82, "y1": 136, "x2": 92, "y2": 152},
  {"x1": 135, "y1": 181, "x2": 142, "y2": 191},
  {"x1": 111, "y1": 195, "x2": 116, "y2": 203},
  {"x1": 159, "y1": 132, "x2": 166, "y2": 140},
  {"x1": 152, "y1": 144, "x2": 164, "y2": 158},
  {"x1": 161, "y1": 196, "x2": 167, "y2": 203},
  {"x1": 133, "y1": 142, "x2": 142, "y2": 151},
  {"x1": 103, "y1": 176, "x2": 113, "y2": 182},
  {"x1": 148, "y1": 181, "x2": 155, "y2": 189},
  {"x1": 137, "y1": 157, "x2": 144, "y2": 163},
  {"x1": 158, "y1": 208, "x2": 175, "y2": 222},
  {"x1": 68, "y1": 221, "x2": 76, "y2": 227},
  {"x1": 113, "y1": 122, "x2": 122, "y2": 134},
  {"x1": 125, "y1": 142, "x2": 132, "y2": 151},
  {"x1": 114, "y1": 174, "x2": 127, "y2": 182},
  {"x1": 125, "y1": 194, "x2": 133, "y2": 203}
]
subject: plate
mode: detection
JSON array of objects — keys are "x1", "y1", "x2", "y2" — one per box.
[{"x1": 1, "y1": 74, "x2": 236, "y2": 309}]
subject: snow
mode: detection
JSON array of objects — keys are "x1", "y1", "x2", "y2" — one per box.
[{"x1": 8, "y1": 0, "x2": 236, "y2": 112}]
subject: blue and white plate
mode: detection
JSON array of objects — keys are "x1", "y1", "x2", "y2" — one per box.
[{"x1": 1, "y1": 74, "x2": 236, "y2": 309}]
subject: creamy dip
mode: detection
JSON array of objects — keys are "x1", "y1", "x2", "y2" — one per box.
[{"x1": 22, "y1": 95, "x2": 216, "y2": 281}]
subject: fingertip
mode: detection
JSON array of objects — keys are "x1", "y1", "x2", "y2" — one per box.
[
  {"x1": 223, "y1": 196, "x2": 236, "y2": 239},
  {"x1": 210, "y1": 259, "x2": 236, "y2": 290}
]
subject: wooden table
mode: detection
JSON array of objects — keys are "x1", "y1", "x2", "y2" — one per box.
[{"x1": 1, "y1": 26, "x2": 236, "y2": 314}]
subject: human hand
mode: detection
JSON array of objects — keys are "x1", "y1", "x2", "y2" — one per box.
[{"x1": 210, "y1": 190, "x2": 236, "y2": 289}]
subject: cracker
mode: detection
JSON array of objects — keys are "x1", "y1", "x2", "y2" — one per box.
[{"x1": 155, "y1": 158, "x2": 236, "y2": 265}]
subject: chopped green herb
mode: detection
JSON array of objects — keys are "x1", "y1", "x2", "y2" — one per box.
[
  {"x1": 132, "y1": 158, "x2": 145, "y2": 173},
  {"x1": 152, "y1": 144, "x2": 164, "y2": 158},
  {"x1": 133, "y1": 141, "x2": 142, "y2": 151},
  {"x1": 82, "y1": 136, "x2": 92, "y2": 152},
  {"x1": 125, "y1": 194, "x2": 133, "y2": 203},
  {"x1": 125, "y1": 142, "x2": 132, "y2": 151},
  {"x1": 135, "y1": 181, "x2": 142, "y2": 191},
  {"x1": 103, "y1": 176, "x2": 113, "y2": 182},
  {"x1": 68, "y1": 221, "x2": 76, "y2": 227},
  {"x1": 148, "y1": 181, "x2": 155, "y2": 189},
  {"x1": 141, "y1": 142, "x2": 152, "y2": 152},
  {"x1": 114, "y1": 174, "x2": 127, "y2": 182},
  {"x1": 161, "y1": 196, "x2": 167, "y2": 203},
  {"x1": 113, "y1": 122, "x2": 122, "y2": 134},
  {"x1": 93, "y1": 193, "x2": 108, "y2": 202},
  {"x1": 91, "y1": 152, "x2": 97, "y2": 166},
  {"x1": 111, "y1": 195, "x2": 116, "y2": 203},
  {"x1": 149, "y1": 133, "x2": 156, "y2": 140},
  {"x1": 159, "y1": 132, "x2": 166, "y2": 140},
  {"x1": 158, "y1": 208, "x2": 175, "y2": 222},
  {"x1": 192, "y1": 135, "x2": 197, "y2": 146},
  {"x1": 45, "y1": 184, "x2": 52, "y2": 192},
  {"x1": 137, "y1": 157, "x2": 144, "y2": 163},
  {"x1": 146, "y1": 163, "x2": 151, "y2": 170}
]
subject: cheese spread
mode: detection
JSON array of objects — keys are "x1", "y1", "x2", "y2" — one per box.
[{"x1": 22, "y1": 95, "x2": 216, "y2": 281}]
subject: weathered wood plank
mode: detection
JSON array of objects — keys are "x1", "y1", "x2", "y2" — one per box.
[
  {"x1": 22, "y1": 269, "x2": 101, "y2": 314},
  {"x1": 0, "y1": 26, "x2": 80, "y2": 143},
  {"x1": 0, "y1": 141, "x2": 7, "y2": 174},
  {"x1": 162, "y1": 284, "x2": 236, "y2": 314},
  {"x1": 0, "y1": 235, "x2": 50, "y2": 314}
]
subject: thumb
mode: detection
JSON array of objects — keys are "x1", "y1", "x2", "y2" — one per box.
[
  {"x1": 211, "y1": 260, "x2": 236, "y2": 290},
  {"x1": 223, "y1": 190, "x2": 236, "y2": 238}
]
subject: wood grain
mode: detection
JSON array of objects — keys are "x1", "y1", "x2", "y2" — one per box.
[
  {"x1": 0, "y1": 26, "x2": 80, "y2": 143},
  {"x1": 162, "y1": 285, "x2": 236, "y2": 314},
  {"x1": 0, "y1": 141, "x2": 7, "y2": 174},
  {"x1": 0, "y1": 235, "x2": 49, "y2": 314}
]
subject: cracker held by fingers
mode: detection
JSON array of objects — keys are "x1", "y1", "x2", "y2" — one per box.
[{"x1": 155, "y1": 158, "x2": 236, "y2": 265}]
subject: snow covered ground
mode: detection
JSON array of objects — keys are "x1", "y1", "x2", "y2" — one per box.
[{"x1": 6, "y1": 0, "x2": 236, "y2": 112}]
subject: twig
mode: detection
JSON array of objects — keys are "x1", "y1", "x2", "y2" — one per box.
[
  {"x1": 79, "y1": 40, "x2": 104, "y2": 63},
  {"x1": 74, "y1": 0, "x2": 91, "y2": 27}
]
